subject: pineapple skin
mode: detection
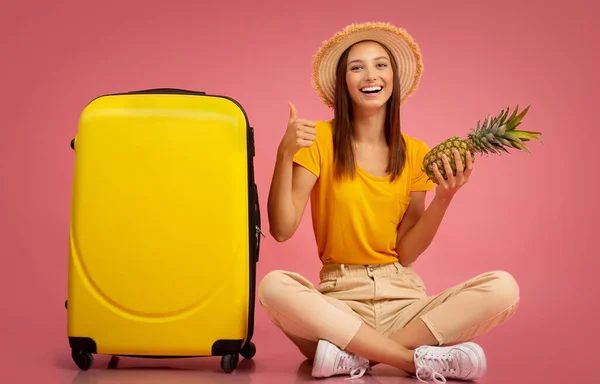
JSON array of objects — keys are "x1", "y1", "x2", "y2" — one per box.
[{"x1": 423, "y1": 137, "x2": 475, "y2": 182}]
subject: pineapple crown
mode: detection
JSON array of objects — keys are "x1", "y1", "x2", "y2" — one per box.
[{"x1": 466, "y1": 105, "x2": 542, "y2": 155}]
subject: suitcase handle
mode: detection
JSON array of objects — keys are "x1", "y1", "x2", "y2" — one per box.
[{"x1": 125, "y1": 88, "x2": 207, "y2": 96}]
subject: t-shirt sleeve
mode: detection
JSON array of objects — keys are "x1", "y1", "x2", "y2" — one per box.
[
  {"x1": 410, "y1": 140, "x2": 435, "y2": 192},
  {"x1": 292, "y1": 122, "x2": 322, "y2": 177}
]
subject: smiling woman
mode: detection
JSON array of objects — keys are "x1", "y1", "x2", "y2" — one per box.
[
  {"x1": 259, "y1": 22, "x2": 519, "y2": 384},
  {"x1": 333, "y1": 40, "x2": 405, "y2": 182}
]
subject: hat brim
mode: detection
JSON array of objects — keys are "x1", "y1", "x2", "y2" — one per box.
[{"x1": 312, "y1": 22, "x2": 423, "y2": 109}]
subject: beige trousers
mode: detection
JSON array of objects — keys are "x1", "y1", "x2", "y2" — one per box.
[{"x1": 258, "y1": 262, "x2": 519, "y2": 359}]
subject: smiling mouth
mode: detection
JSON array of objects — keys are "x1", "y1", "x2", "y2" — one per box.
[{"x1": 360, "y1": 86, "x2": 383, "y2": 95}]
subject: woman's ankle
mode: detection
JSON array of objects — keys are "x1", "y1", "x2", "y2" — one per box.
[
  {"x1": 398, "y1": 347, "x2": 416, "y2": 374},
  {"x1": 345, "y1": 324, "x2": 416, "y2": 373}
]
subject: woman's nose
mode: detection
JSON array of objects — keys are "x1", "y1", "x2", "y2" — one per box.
[
  {"x1": 364, "y1": 73, "x2": 377, "y2": 81},
  {"x1": 363, "y1": 67, "x2": 377, "y2": 81}
]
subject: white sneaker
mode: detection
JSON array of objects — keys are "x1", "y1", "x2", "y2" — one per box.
[
  {"x1": 311, "y1": 339, "x2": 371, "y2": 380},
  {"x1": 414, "y1": 342, "x2": 487, "y2": 383}
]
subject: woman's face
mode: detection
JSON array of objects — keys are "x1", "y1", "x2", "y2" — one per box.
[{"x1": 345, "y1": 41, "x2": 394, "y2": 111}]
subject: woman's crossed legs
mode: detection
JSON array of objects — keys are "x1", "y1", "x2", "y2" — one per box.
[{"x1": 257, "y1": 263, "x2": 519, "y2": 382}]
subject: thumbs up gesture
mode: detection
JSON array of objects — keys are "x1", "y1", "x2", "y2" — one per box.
[{"x1": 278, "y1": 102, "x2": 317, "y2": 158}]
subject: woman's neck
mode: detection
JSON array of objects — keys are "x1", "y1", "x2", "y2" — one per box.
[{"x1": 352, "y1": 106, "x2": 387, "y2": 145}]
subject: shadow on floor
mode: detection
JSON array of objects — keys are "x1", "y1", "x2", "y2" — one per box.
[
  {"x1": 68, "y1": 357, "x2": 256, "y2": 384},
  {"x1": 292, "y1": 359, "x2": 415, "y2": 383},
  {"x1": 56, "y1": 350, "x2": 416, "y2": 384}
]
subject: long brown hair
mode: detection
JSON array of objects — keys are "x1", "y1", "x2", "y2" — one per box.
[{"x1": 332, "y1": 40, "x2": 406, "y2": 181}]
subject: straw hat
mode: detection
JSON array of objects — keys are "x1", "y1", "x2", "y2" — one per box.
[{"x1": 312, "y1": 22, "x2": 423, "y2": 108}]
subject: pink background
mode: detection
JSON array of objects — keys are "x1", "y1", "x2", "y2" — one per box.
[{"x1": 1, "y1": 0, "x2": 598, "y2": 383}]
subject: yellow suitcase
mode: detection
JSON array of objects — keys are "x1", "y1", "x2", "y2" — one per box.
[{"x1": 65, "y1": 88, "x2": 263, "y2": 373}]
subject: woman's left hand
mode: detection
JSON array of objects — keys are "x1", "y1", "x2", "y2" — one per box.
[{"x1": 433, "y1": 149, "x2": 474, "y2": 202}]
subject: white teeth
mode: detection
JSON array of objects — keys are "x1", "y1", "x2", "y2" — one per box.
[{"x1": 361, "y1": 86, "x2": 382, "y2": 92}]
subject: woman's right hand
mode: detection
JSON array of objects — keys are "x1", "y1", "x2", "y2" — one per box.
[{"x1": 278, "y1": 102, "x2": 317, "y2": 158}]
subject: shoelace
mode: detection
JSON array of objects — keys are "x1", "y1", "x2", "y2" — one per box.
[
  {"x1": 415, "y1": 351, "x2": 456, "y2": 384},
  {"x1": 334, "y1": 353, "x2": 370, "y2": 380},
  {"x1": 347, "y1": 366, "x2": 369, "y2": 380},
  {"x1": 416, "y1": 365, "x2": 447, "y2": 384}
]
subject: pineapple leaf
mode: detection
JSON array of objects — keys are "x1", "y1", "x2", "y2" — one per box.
[
  {"x1": 517, "y1": 104, "x2": 531, "y2": 119},
  {"x1": 503, "y1": 134, "x2": 530, "y2": 153},
  {"x1": 505, "y1": 104, "x2": 531, "y2": 131},
  {"x1": 512, "y1": 130, "x2": 542, "y2": 140},
  {"x1": 500, "y1": 107, "x2": 510, "y2": 123},
  {"x1": 508, "y1": 105, "x2": 519, "y2": 121},
  {"x1": 485, "y1": 133, "x2": 499, "y2": 144}
]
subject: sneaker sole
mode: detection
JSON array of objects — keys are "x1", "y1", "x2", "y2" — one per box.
[
  {"x1": 312, "y1": 340, "x2": 333, "y2": 378},
  {"x1": 461, "y1": 342, "x2": 487, "y2": 379}
]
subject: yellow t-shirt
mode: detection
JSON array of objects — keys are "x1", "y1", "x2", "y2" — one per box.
[{"x1": 293, "y1": 119, "x2": 434, "y2": 265}]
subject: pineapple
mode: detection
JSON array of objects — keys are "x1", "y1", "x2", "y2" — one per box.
[{"x1": 423, "y1": 105, "x2": 542, "y2": 183}]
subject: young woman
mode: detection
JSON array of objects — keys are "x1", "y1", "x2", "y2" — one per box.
[{"x1": 259, "y1": 22, "x2": 520, "y2": 383}]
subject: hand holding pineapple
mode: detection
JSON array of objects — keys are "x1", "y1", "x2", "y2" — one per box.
[{"x1": 431, "y1": 146, "x2": 474, "y2": 201}]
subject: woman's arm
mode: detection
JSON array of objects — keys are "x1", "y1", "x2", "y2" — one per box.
[
  {"x1": 396, "y1": 148, "x2": 474, "y2": 265},
  {"x1": 267, "y1": 102, "x2": 318, "y2": 242},
  {"x1": 395, "y1": 192, "x2": 451, "y2": 266},
  {"x1": 268, "y1": 150, "x2": 317, "y2": 242}
]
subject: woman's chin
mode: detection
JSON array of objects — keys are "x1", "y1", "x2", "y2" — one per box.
[
  {"x1": 354, "y1": 93, "x2": 390, "y2": 107},
  {"x1": 356, "y1": 99, "x2": 388, "y2": 111}
]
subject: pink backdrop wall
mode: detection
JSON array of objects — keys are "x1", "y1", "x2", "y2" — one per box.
[{"x1": 1, "y1": 0, "x2": 598, "y2": 382}]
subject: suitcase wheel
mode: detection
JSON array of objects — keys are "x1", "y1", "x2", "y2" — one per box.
[
  {"x1": 240, "y1": 341, "x2": 256, "y2": 359},
  {"x1": 220, "y1": 354, "x2": 239, "y2": 373},
  {"x1": 72, "y1": 349, "x2": 94, "y2": 371}
]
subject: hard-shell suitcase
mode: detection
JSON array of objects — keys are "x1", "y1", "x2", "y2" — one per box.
[{"x1": 65, "y1": 88, "x2": 263, "y2": 373}]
